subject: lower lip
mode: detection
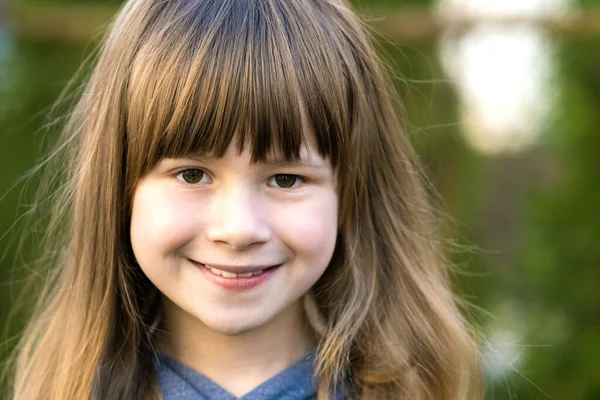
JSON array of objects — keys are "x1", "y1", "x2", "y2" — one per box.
[{"x1": 194, "y1": 262, "x2": 281, "y2": 290}]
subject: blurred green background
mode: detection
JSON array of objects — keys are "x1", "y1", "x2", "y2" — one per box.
[{"x1": 1, "y1": 0, "x2": 599, "y2": 398}]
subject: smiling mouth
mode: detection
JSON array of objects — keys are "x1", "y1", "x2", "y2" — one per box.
[{"x1": 197, "y1": 263, "x2": 280, "y2": 279}]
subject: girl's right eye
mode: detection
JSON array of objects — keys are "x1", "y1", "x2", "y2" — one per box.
[{"x1": 176, "y1": 168, "x2": 211, "y2": 185}]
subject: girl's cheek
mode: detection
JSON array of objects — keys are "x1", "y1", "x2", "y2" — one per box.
[
  {"x1": 131, "y1": 180, "x2": 205, "y2": 255},
  {"x1": 271, "y1": 190, "x2": 338, "y2": 257}
]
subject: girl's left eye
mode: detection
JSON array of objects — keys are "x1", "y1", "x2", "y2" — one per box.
[
  {"x1": 176, "y1": 168, "x2": 211, "y2": 185},
  {"x1": 267, "y1": 174, "x2": 304, "y2": 189}
]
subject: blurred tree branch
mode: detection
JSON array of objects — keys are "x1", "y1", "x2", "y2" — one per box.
[
  {"x1": 2, "y1": 3, "x2": 600, "y2": 43},
  {"x1": 367, "y1": 7, "x2": 600, "y2": 43}
]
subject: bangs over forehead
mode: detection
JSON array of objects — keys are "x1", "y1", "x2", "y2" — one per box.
[{"x1": 125, "y1": 0, "x2": 352, "y2": 178}]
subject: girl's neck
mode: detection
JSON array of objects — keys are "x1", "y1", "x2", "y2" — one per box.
[{"x1": 158, "y1": 296, "x2": 317, "y2": 396}]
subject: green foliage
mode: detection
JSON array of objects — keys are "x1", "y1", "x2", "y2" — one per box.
[
  {"x1": 376, "y1": 21, "x2": 600, "y2": 400},
  {"x1": 0, "y1": 38, "x2": 87, "y2": 393},
  {"x1": 511, "y1": 38, "x2": 600, "y2": 399}
]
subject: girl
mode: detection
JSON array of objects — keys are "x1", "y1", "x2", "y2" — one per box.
[{"x1": 10, "y1": 0, "x2": 482, "y2": 398}]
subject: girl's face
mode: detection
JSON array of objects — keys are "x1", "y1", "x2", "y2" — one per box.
[{"x1": 130, "y1": 140, "x2": 338, "y2": 336}]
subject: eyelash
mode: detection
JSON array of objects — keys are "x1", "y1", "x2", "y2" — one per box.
[{"x1": 175, "y1": 168, "x2": 305, "y2": 189}]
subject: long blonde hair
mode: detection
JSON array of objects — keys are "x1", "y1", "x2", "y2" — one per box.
[{"x1": 10, "y1": 0, "x2": 482, "y2": 398}]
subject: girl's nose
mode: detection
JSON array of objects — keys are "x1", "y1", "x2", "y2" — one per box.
[{"x1": 206, "y1": 187, "x2": 270, "y2": 250}]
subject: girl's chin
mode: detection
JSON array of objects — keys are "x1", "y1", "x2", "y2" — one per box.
[{"x1": 196, "y1": 316, "x2": 271, "y2": 337}]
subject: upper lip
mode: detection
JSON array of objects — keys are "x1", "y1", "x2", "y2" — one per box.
[{"x1": 192, "y1": 260, "x2": 279, "y2": 274}]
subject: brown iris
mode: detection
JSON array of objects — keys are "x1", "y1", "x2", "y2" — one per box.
[
  {"x1": 274, "y1": 174, "x2": 298, "y2": 188},
  {"x1": 181, "y1": 169, "x2": 204, "y2": 184}
]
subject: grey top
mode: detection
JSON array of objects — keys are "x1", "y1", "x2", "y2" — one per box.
[{"x1": 156, "y1": 349, "x2": 333, "y2": 400}]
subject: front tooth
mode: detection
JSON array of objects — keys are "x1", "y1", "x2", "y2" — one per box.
[
  {"x1": 208, "y1": 267, "x2": 233, "y2": 278},
  {"x1": 205, "y1": 265, "x2": 263, "y2": 278},
  {"x1": 209, "y1": 267, "x2": 225, "y2": 276},
  {"x1": 207, "y1": 266, "x2": 238, "y2": 278}
]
